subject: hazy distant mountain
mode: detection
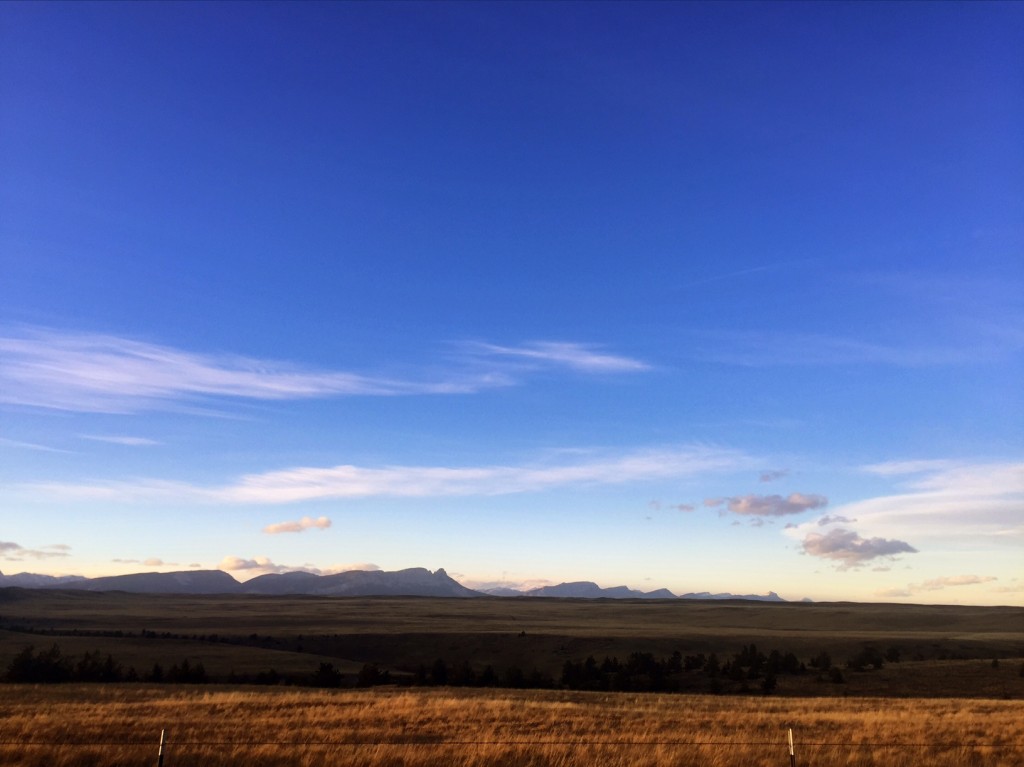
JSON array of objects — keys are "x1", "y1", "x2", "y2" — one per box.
[
  {"x1": 480, "y1": 587, "x2": 527, "y2": 597},
  {"x1": 487, "y1": 582, "x2": 788, "y2": 601},
  {"x1": 680, "y1": 590, "x2": 785, "y2": 602},
  {"x1": 57, "y1": 569, "x2": 239, "y2": 594},
  {"x1": 241, "y1": 568, "x2": 480, "y2": 598},
  {"x1": 0, "y1": 571, "x2": 86, "y2": 588},
  {"x1": 522, "y1": 581, "x2": 679, "y2": 599},
  {"x1": 643, "y1": 588, "x2": 678, "y2": 599}
]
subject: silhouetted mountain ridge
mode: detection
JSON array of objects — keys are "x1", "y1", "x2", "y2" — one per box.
[
  {"x1": 0, "y1": 569, "x2": 788, "y2": 600},
  {"x1": 240, "y1": 567, "x2": 479, "y2": 597},
  {"x1": 56, "y1": 569, "x2": 239, "y2": 594}
]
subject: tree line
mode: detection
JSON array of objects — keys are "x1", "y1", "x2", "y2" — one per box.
[
  {"x1": 12, "y1": 640, "x2": 1006, "y2": 693},
  {"x1": 3, "y1": 644, "x2": 208, "y2": 684}
]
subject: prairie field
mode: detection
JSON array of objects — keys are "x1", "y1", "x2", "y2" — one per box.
[
  {"x1": 2, "y1": 591, "x2": 1022, "y2": 697},
  {"x1": 1, "y1": 684, "x2": 1022, "y2": 767}
]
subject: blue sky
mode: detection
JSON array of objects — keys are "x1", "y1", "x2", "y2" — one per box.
[{"x1": 1, "y1": 1, "x2": 1021, "y2": 604}]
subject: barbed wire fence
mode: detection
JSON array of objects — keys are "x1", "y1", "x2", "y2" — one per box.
[{"x1": 1, "y1": 729, "x2": 1021, "y2": 767}]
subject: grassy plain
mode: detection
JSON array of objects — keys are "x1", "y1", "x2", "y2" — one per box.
[
  {"x1": 1, "y1": 589, "x2": 1022, "y2": 697},
  {"x1": 1, "y1": 684, "x2": 1022, "y2": 767}
]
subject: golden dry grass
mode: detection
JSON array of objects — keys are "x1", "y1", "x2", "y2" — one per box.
[{"x1": 1, "y1": 684, "x2": 1021, "y2": 767}]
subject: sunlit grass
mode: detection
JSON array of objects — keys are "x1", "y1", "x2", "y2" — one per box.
[{"x1": 1, "y1": 685, "x2": 1021, "y2": 767}]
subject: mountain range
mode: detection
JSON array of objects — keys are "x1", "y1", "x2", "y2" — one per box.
[{"x1": 0, "y1": 568, "x2": 787, "y2": 601}]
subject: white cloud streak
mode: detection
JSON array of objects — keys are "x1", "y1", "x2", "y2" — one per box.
[
  {"x1": 0, "y1": 437, "x2": 72, "y2": 453},
  {"x1": 465, "y1": 341, "x2": 651, "y2": 372},
  {"x1": 0, "y1": 327, "x2": 497, "y2": 413},
  {"x1": 785, "y1": 461, "x2": 1024, "y2": 546},
  {"x1": 81, "y1": 435, "x2": 161, "y2": 446},
  {"x1": 0, "y1": 328, "x2": 650, "y2": 414},
  {"x1": 24, "y1": 445, "x2": 751, "y2": 505},
  {"x1": 850, "y1": 462, "x2": 1024, "y2": 540}
]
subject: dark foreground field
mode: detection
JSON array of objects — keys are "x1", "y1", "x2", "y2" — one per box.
[{"x1": 1, "y1": 589, "x2": 1021, "y2": 698}]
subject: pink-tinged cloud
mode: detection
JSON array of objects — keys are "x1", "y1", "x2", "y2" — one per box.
[
  {"x1": 759, "y1": 469, "x2": 789, "y2": 483},
  {"x1": 876, "y1": 574, "x2": 998, "y2": 598},
  {"x1": 263, "y1": 516, "x2": 332, "y2": 534},
  {"x1": 218, "y1": 556, "x2": 301, "y2": 576},
  {"x1": 917, "y1": 575, "x2": 997, "y2": 590},
  {"x1": 112, "y1": 557, "x2": 171, "y2": 569},
  {"x1": 217, "y1": 556, "x2": 377, "y2": 581},
  {"x1": 802, "y1": 527, "x2": 917, "y2": 570},
  {"x1": 705, "y1": 493, "x2": 827, "y2": 517}
]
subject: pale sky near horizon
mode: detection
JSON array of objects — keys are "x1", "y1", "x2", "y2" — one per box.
[{"x1": 1, "y1": 2, "x2": 1021, "y2": 604}]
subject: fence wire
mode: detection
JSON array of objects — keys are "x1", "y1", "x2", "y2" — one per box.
[{"x1": 0, "y1": 737, "x2": 1017, "y2": 748}]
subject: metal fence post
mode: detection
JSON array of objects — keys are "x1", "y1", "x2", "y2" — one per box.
[
  {"x1": 787, "y1": 728, "x2": 796, "y2": 767},
  {"x1": 158, "y1": 729, "x2": 167, "y2": 767}
]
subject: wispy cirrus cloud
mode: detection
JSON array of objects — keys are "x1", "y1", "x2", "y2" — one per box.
[
  {"x1": 24, "y1": 445, "x2": 751, "y2": 505},
  {"x1": 0, "y1": 327, "x2": 649, "y2": 414},
  {"x1": 783, "y1": 460, "x2": 1024, "y2": 549},
  {"x1": 861, "y1": 459, "x2": 958, "y2": 477},
  {"x1": 875, "y1": 574, "x2": 998, "y2": 598},
  {"x1": 182, "y1": 446, "x2": 748, "y2": 504},
  {"x1": 464, "y1": 341, "x2": 651, "y2": 372},
  {"x1": 0, "y1": 327, "x2": 497, "y2": 413},
  {"x1": 843, "y1": 460, "x2": 1024, "y2": 540},
  {"x1": 0, "y1": 437, "x2": 72, "y2": 453},
  {"x1": 81, "y1": 435, "x2": 161, "y2": 446},
  {"x1": 263, "y1": 516, "x2": 332, "y2": 534}
]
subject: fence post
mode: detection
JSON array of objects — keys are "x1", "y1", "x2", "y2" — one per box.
[
  {"x1": 787, "y1": 728, "x2": 796, "y2": 767},
  {"x1": 157, "y1": 729, "x2": 167, "y2": 767}
]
